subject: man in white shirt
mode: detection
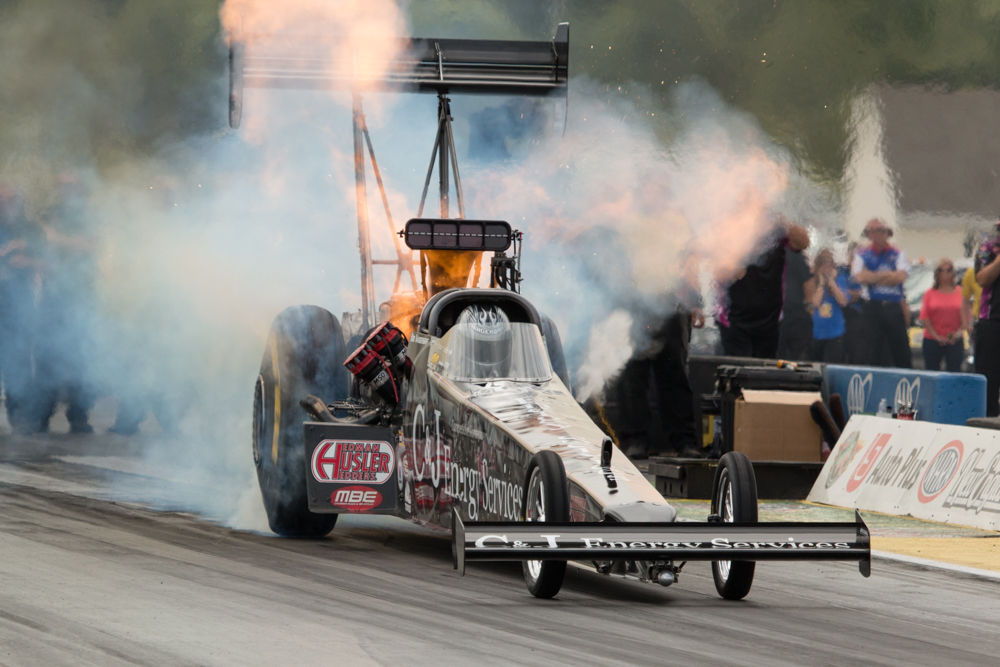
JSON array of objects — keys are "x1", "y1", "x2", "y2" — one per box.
[{"x1": 851, "y1": 218, "x2": 911, "y2": 368}]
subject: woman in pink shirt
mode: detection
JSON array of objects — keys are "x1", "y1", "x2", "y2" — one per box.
[{"x1": 919, "y1": 258, "x2": 969, "y2": 372}]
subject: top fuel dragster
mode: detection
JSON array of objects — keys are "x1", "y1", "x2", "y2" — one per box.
[{"x1": 236, "y1": 24, "x2": 871, "y2": 599}]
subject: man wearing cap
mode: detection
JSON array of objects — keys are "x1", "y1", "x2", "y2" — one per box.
[
  {"x1": 852, "y1": 218, "x2": 911, "y2": 368},
  {"x1": 974, "y1": 220, "x2": 1000, "y2": 416}
]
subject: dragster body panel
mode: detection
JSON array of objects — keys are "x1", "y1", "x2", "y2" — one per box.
[{"x1": 392, "y1": 328, "x2": 668, "y2": 531}]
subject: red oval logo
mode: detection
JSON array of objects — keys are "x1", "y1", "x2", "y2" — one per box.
[
  {"x1": 312, "y1": 440, "x2": 395, "y2": 484},
  {"x1": 917, "y1": 441, "x2": 963, "y2": 504},
  {"x1": 330, "y1": 485, "x2": 383, "y2": 511},
  {"x1": 845, "y1": 433, "x2": 891, "y2": 493}
]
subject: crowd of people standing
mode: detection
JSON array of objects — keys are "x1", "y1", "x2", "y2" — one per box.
[
  {"x1": 0, "y1": 178, "x2": 100, "y2": 433},
  {"x1": 0, "y1": 175, "x2": 171, "y2": 435},
  {"x1": 714, "y1": 214, "x2": 1000, "y2": 417}
]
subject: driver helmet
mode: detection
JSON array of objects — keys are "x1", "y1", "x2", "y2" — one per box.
[{"x1": 452, "y1": 305, "x2": 513, "y2": 379}]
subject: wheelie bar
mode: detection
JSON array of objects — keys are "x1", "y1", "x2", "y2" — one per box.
[{"x1": 453, "y1": 511, "x2": 871, "y2": 577}]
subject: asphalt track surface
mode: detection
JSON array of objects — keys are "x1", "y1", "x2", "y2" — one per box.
[{"x1": 2, "y1": 438, "x2": 1000, "y2": 666}]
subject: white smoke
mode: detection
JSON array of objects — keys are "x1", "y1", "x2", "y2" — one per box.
[
  {"x1": 462, "y1": 78, "x2": 836, "y2": 398},
  {"x1": 0, "y1": 2, "x2": 841, "y2": 531},
  {"x1": 574, "y1": 309, "x2": 634, "y2": 401}
]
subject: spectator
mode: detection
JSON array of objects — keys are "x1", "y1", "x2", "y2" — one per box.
[
  {"x1": 33, "y1": 171, "x2": 98, "y2": 433},
  {"x1": 617, "y1": 278, "x2": 706, "y2": 460},
  {"x1": 852, "y1": 218, "x2": 911, "y2": 368},
  {"x1": 717, "y1": 221, "x2": 810, "y2": 358},
  {"x1": 0, "y1": 185, "x2": 42, "y2": 432},
  {"x1": 961, "y1": 265, "x2": 981, "y2": 330},
  {"x1": 841, "y1": 242, "x2": 866, "y2": 364},
  {"x1": 778, "y1": 245, "x2": 813, "y2": 361},
  {"x1": 919, "y1": 258, "x2": 967, "y2": 373},
  {"x1": 974, "y1": 220, "x2": 1000, "y2": 416},
  {"x1": 805, "y1": 249, "x2": 848, "y2": 363}
]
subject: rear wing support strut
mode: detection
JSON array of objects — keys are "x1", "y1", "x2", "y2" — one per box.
[
  {"x1": 228, "y1": 24, "x2": 569, "y2": 316},
  {"x1": 352, "y1": 96, "x2": 418, "y2": 329}
]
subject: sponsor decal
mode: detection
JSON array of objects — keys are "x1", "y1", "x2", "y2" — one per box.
[
  {"x1": 446, "y1": 461, "x2": 522, "y2": 521},
  {"x1": 826, "y1": 431, "x2": 865, "y2": 489},
  {"x1": 470, "y1": 535, "x2": 854, "y2": 551},
  {"x1": 311, "y1": 440, "x2": 395, "y2": 484},
  {"x1": 863, "y1": 444, "x2": 927, "y2": 492},
  {"x1": 942, "y1": 449, "x2": 1000, "y2": 515},
  {"x1": 451, "y1": 421, "x2": 486, "y2": 441},
  {"x1": 331, "y1": 485, "x2": 383, "y2": 511},
  {"x1": 917, "y1": 441, "x2": 963, "y2": 504},
  {"x1": 846, "y1": 373, "x2": 873, "y2": 415},
  {"x1": 406, "y1": 402, "x2": 524, "y2": 521},
  {"x1": 845, "y1": 433, "x2": 891, "y2": 493},
  {"x1": 414, "y1": 480, "x2": 435, "y2": 510},
  {"x1": 808, "y1": 416, "x2": 1000, "y2": 531},
  {"x1": 411, "y1": 404, "x2": 446, "y2": 485}
]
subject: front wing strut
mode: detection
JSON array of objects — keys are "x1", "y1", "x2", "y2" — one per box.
[{"x1": 453, "y1": 510, "x2": 871, "y2": 578}]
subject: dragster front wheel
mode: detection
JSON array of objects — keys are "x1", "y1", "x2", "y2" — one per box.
[
  {"x1": 522, "y1": 450, "x2": 569, "y2": 599},
  {"x1": 711, "y1": 451, "x2": 758, "y2": 600}
]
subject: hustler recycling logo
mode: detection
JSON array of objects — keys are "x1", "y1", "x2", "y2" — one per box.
[{"x1": 311, "y1": 440, "x2": 395, "y2": 484}]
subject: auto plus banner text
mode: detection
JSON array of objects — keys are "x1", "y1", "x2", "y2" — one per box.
[{"x1": 808, "y1": 415, "x2": 1000, "y2": 531}]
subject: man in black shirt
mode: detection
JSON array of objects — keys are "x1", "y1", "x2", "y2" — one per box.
[
  {"x1": 616, "y1": 287, "x2": 705, "y2": 460},
  {"x1": 778, "y1": 246, "x2": 814, "y2": 360},
  {"x1": 975, "y1": 220, "x2": 1000, "y2": 416},
  {"x1": 717, "y1": 223, "x2": 810, "y2": 358}
]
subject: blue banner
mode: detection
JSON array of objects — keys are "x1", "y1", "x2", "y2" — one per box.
[{"x1": 824, "y1": 366, "x2": 986, "y2": 425}]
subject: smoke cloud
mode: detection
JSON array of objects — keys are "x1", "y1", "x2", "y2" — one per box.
[
  {"x1": 0, "y1": 0, "x2": 412, "y2": 530},
  {"x1": 461, "y1": 79, "x2": 831, "y2": 397},
  {"x1": 0, "y1": 1, "x2": 838, "y2": 531}
]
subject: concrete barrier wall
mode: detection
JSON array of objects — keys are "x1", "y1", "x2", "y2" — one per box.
[
  {"x1": 808, "y1": 415, "x2": 1000, "y2": 531},
  {"x1": 824, "y1": 365, "x2": 986, "y2": 425}
]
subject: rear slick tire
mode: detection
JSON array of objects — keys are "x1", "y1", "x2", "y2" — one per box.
[
  {"x1": 711, "y1": 451, "x2": 758, "y2": 600},
  {"x1": 521, "y1": 450, "x2": 569, "y2": 599},
  {"x1": 254, "y1": 305, "x2": 348, "y2": 538}
]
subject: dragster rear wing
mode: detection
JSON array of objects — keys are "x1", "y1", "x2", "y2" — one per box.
[
  {"x1": 453, "y1": 511, "x2": 872, "y2": 577},
  {"x1": 230, "y1": 24, "x2": 569, "y2": 128}
]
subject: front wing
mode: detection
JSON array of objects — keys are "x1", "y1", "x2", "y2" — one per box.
[{"x1": 454, "y1": 511, "x2": 871, "y2": 577}]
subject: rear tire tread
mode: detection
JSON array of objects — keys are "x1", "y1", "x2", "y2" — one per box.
[{"x1": 254, "y1": 305, "x2": 346, "y2": 538}]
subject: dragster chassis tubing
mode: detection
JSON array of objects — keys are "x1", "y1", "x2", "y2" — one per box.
[{"x1": 454, "y1": 511, "x2": 871, "y2": 577}]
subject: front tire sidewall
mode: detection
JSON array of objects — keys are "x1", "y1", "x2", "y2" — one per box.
[
  {"x1": 521, "y1": 450, "x2": 569, "y2": 599},
  {"x1": 710, "y1": 451, "x2": 758, "y2": 600}
]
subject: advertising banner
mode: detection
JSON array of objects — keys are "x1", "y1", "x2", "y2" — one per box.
[{"x1": 807, "y1": 415, "x2": 1000, "y2": 532}]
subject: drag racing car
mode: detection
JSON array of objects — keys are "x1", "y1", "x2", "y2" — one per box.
[
  {"x1": 252, "y1": 219, "x2": 872, "y2": 600},
  {"x1": 237, "y1": 24, "x2": 870, "y2": 600}
]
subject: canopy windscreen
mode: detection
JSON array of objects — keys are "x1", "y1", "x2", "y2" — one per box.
[{"x1": 442, "y1": 305, "x2": 551, "y2": 383}]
